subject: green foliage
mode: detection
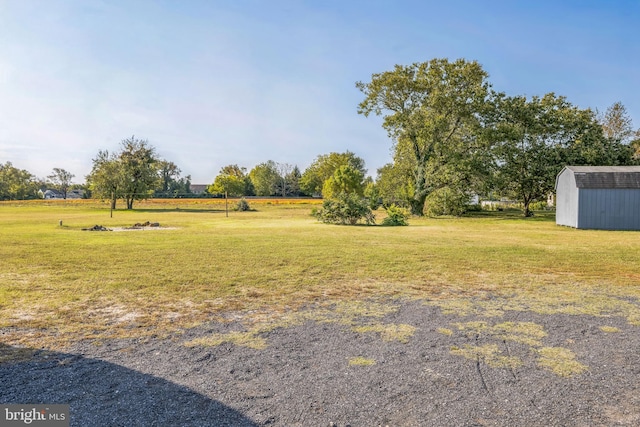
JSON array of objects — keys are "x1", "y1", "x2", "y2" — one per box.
[
  {"x1": 300, "y1": 151, "x2": 366, "y2": 196},
  {"x1": 490, "y1": 94, "x2": 613, "y2": 217},
  {"x1": 381, "y1": 204, "x2": 409, "y2": 226},
  {"x1": 284, "y1": 165, "x2": 302, "y2": 197},
  {"x1": 249, "y1": 161, "x2": 280, "y2": 196},
  {"x1": 0, "y1": 162, "x2": 41, "y2": 200},
  {"x1": 423, "y1": 187, "x2": 470, "y2": 217},
  {"x1": 313, "y1": 193, "x2": 376, "y2": 225},
  {"x1": 357, "y1": 58, "x2": 492, "y2": 215},
  {"x1": 154, "y1": 161, "x2": 191, "y2": 197},
  {"x1": 86, "y1": 150, "x2": 124, "y2": 209},
  {"x1": 321, "y1": 165, "x2": 365, "y2": 199},
  {"x1": 235, "y1": 197, "x2": 251, "y2": 211},
  {"x1": 375, "y1": 163, "x2": 413, "y2": 208},
  {"x1": 529, "y1": 201, "x2": 548, "y2": 211},
  {"x1": 363, "y1": 179, "x2": 381, "y2": 209},
  {"x1": 119, "y1": 136, "x2": 160, "y2": 209},
  {"x1": 209, "y1": 165, "x2": 252, "y2": 197}
]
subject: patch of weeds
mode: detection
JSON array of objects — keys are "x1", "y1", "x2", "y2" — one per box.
[
  {"x1": 599, "y1": 325, "x2": 620, "y2": 333},
  {"x1": 426, "y1": 284, "x2": 640, "y2": 326},
  {"x1": 446, "y1": 320, "x2": 589, "y2": 377},
  {"x1": 437, "y1": 327, "x2": 453, "y2": 336},
  {"x1": 185, "y1": 331, "x2": 267, "y2": 350},
  {"x1": 450, "y1": 344, "x2": 523, "y2": 369},
  {"x1": 348, "y1": 356, "x2": 376, "y2": 366},
  {"x1": 331, "y1": 300, "x2": 398, "y2": 321},
  {"x1": 427, "y1": 299, "x2": 475, "y2": 316},
  {"x1": 186, "y1": 300, "x2": 412, "y2": 350},
  {"x1": 453, "y1": 321, "x2": 546, "y2": 347},
  {"x1": 352, "y1": 323, "x2": 416, "y2": 343},
  {"x1": 537, "y1": 347, "x2": 588, "y2": 377}
]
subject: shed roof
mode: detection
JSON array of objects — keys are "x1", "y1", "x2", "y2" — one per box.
[{"x1": 563, "y1": 166, "x2": 640, "y2": 189}]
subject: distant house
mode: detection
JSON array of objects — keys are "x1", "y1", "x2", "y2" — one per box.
[
  {"x1": 43, "y1": 189, "x2": 63, "y2": 199},
  {"x1": 189, "y1": 184, "x2": 209, "y2": 195},
  {"x1": 555, "y1": 166, "x2": 640, "y2": 230},
  {"x1": 67, "y1": 189, "x2": 85, "y2": 199}
]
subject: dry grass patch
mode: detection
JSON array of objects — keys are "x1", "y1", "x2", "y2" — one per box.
[
  {"x1": 453, "y1": 321, "x2": 547, "y2": 347},
  {"x1": 537, "y1": 347, "x2": 588, "y2": 377},
  {"x1": 185, "y1": 331, "x2": 268, "y2": 350},
  {"x1": 185, "y1": 300, "x2": 412, "y2": 349},
  {"x1": 450, "y1": 344, "x2": 523, "y2": 369},
  {"x1": 446, "y1": 320, "x2": 589, "y2": 377},
  {"x1": 351, "y1": 323, "x2": 416, "y2": 343},
  {"x1": 348, "y1": 356, "x2": 376, "y2": 366}
]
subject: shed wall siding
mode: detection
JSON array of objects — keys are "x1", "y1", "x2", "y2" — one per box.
[
  {"x1": 555, "y1": 169, "x2": 578, "y2": 227},
  {"x1": 577, "y1": 189, "x2": 640, "y2": 230}
]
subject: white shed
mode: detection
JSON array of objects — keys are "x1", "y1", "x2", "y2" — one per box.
[{"x1": 555, "y1": 166, "x2": 640, "y2": 230}]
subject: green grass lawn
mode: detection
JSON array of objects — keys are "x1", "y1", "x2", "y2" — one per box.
[{"x1": 1, "y1": 199, "x2": 640, "y2": 349}]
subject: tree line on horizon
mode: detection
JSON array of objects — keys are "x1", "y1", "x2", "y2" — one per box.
[{"x1": 2, "y1": 58, "x2": 640, "y2": 215}]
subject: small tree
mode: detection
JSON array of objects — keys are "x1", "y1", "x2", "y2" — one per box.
[{"x1": 47, "y1": 168, "x2": 75, "y2": 199}]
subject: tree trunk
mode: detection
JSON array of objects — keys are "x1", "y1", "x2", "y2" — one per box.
[
  {"x1": 127, "y1": 197, "x2": 134, "y2": 210},
  {"x1": 110, "y1": 197, "x2": 117, "y2": 210},
  {"x1": 410, "y1": 163, "x2": 429, "y2": 215},
  {"x1": 523, "y1": 198, "x2": 533, "y2": 217}
]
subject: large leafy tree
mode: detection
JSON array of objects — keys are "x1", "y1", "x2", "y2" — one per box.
[
  {"x1": 285, "y1": 166, "x2": 302, "y2": 197},
  {"x1": 47, "y1": 168, "x2": 75, "y2": 199},
  {"x1": 209, "y1": 164, "x2": 251, "y2": 197},
  {"x1": 490, "y1": 93, "x2": 608, "y2": 216},
  {"x1": 157, "y1": 160, "x2": 180, "y2": 193},
  {"x1": 87, "y1": 136, "x2": 160, "y2": 209},
  {"x1": 86, "y1": 150, "x2": 123, "y2": 209},
  {"x1": 0, "y1": 162, "x2": 41, "y2": 200},
  {"x1": 154, "y1": 160, "x2": 190, "y2": 197},
  {"x1": 357, "y1": 58, "x2": 492, "y2": 215},
  {"x1": 249, "y1": 161, "x2": 280, "y2": 196},
  {"x1": 300, "y1": 151, "x2": 366, "y2": 197},
  {"x1": 120, "y1": 136, "x2": 160, "y2": 209}
]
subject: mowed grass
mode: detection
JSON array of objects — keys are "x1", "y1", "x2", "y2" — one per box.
[{"x1": 1, "y1": 198, "x2": 640, "y2": 350}]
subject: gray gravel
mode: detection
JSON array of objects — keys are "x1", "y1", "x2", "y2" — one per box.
[{"x1": 2, "y1": 300, "x2": 640, "y2": 426}]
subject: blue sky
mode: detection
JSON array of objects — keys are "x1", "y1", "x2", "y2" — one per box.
[{"x1": 1, "y1": 0, "x2": 638, "y2": 183}]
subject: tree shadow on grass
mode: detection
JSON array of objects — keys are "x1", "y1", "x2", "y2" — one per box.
[
  {"x1": 462, "y1": 209, "x2": 556, "y2": 222},
  {"x1": 0, "y1": 344, "x2": 257, "y2": 427},
  {"x1": 123, "y1": 208, "x2": 226, "y2": 214}
]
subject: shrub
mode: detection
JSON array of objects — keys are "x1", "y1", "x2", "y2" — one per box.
[
  {"x1": 235, "y1": 197, "x2": 251, "y2": 211},
  {"x1": 424, "y1": 187, "x2": 469, "y2": 217},
  {"x1": 381, "y1": 204, "x2": 409, "y2": 226},
  {"x1": 529, "y1": 201, "x2": 548, "y2": 211},
  {"x1": 313, "y1": 193, "x2": 375, "y2": 225}
]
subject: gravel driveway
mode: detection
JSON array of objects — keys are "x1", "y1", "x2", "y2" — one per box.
[{"x1": 2, "y1": 299, "x2": 640, "y2": 426}]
